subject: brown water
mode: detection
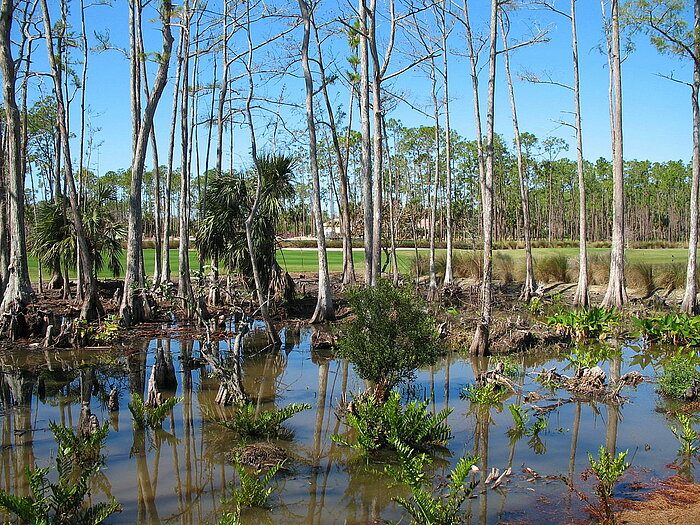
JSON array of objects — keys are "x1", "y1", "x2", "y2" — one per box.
[{"x1": 0, "y1": 322, "x2": 694, "y2": 524}]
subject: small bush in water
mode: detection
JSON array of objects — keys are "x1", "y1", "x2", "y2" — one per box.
[
  {"x1": 632, "y1": 313, "x2": 700, "y2": 346},
  {"x1": 384, "y1": 439, "x2": 479, "y2": 525},
  {"x1": 461, "y1": 382, "x2": 506, "y2": 406},
  {"x1": 336, "y1": 279, "x2": 444, "y2": 400},
  {"x1": 223, "y1": 457, "x2": 285, "y2": 510},
  {"x1": 218, "y1": 403, "x2": 311, "y2": 440},
  {"x1": 658, "y1": 352, "x2": 700, "y2": 398},
  {"x1": 331, "y1": 391, "x2": 451, "y2": 452},
  {"x1": 129, "y1": 393, "x2": 182, "y2": 430},
  {"x1": 546, "y1": 307, "x2": 619, "y2": 342},
  {"x1": 586, "y1": 446, "x2": 630, "y2": 524}
]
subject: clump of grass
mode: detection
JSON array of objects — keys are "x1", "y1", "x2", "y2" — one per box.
[
  {"x1": 657, "y1": 263, "x2": 687, "y2": 293},
  {"x1": 218, "y1": 403, "x2": 311, "y2": 440},
  {"x1": 494, "y1": 252, "x2": 515, "y2": 283},
  {"x1": 626, "y1": 262, "x2": 655, "y2": 297},
  {"x1": 535, "y1": 254, "x2": 570, "y2": 283},
  {"x1": 461, "y1": 382, "x2": 506, "y2": 406},
  {"x1": 409, "y1": 252, "x2": 429, "y2": 278},
  {"x1": 658, "y1": 352, "x2": 700, "y2": 399},
  {"x1": 589, "y1": 253, "x2": 611, "y2": 285},
  {"x1": 452, "y1": 250, "x2": 483, "y2": 280}
]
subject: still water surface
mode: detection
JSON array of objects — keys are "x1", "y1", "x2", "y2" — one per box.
[{"x1": 0, "y1": 322, "x2": 692, "y2": 524}]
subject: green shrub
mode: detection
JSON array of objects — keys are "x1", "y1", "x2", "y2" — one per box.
[
  {"x1": 129, "y1": 393, "x2": 182, "y2": 429},
  {"x1": 0, "y1": 423, "x2": 120, "y2": 524},
  {"x1": 218, "y1": 403, "x2": 311, "y2": 440},
  {"x1": 336, "y1": 280, "x2": 443, "y2": 399},
  {"x1": 632, "y1": 313, "x2": 700, "y2": 346},
  {"x1": 384, "y1": 439, "x2": 479, "y2": 525},
  {"x1": 587, "y1": 446, "x2": 630, "y2": 523},
  {"x1": 331, "y1": 391, "x2": 452, "y2": 452},
  {"x1": 658, "y1": 352, "x2": 700, "y2": 398},
  {"x1": 461, "y1": 383, "x2": 506, "y2": 406},
  {"x1": 49, "y1": 420, "x2": 110, "y2": 469},
  {"x1": 223, "y1": 457, "x2": 285, "y2": 510},
  {"x1": 670, "y1": 413, "x2": 700, "y2": 455},
  {"x1": 546, "y1": 307, "x2": 619, "y2": 342}
]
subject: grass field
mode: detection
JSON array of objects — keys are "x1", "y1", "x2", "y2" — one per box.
[{"x1": 25, "y1": 246, "x2": 694, "y2": 284}]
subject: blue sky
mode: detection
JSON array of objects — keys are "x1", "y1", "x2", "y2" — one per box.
[{"x1": 25, "y1": 0, "x2": 696, "y2": 178}]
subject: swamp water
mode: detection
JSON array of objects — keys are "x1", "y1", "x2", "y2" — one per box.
[{"x1": 0, "y1": 322, "x2": 694, "y2": 524}]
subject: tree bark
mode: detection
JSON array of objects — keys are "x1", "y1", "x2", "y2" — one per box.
[
  {"x1": 359, "y1": 0, "x2": 374, "y2": 285},
  {"x1": 572, "y1": 0, "x2": 590, "y2": 308},
  {"x1": 442, "y1": 0, "x2": 454, "y2": 287},
  {"x1": 299, "y1": 0, "x2": 335, "y2": 323},
  {"x1": 500, "y1": 16, "x2": 537, "y2": 301},
  {"x1": 120, "y1": 0, "x2": 174, "y2": 325},
  {"x1": 369, "y1": 0, "x2": 383, "y2": 286},
  {"x1": 470, "y1": 0, "x2": 498, "y2": 356},
  {"x1": 601, "y1": 0, "x2": 628, "y2": 308}
]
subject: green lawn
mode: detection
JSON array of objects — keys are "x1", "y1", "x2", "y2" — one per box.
[{"x1": 25, "y1": 246, "x2": 693, "y2": 283}]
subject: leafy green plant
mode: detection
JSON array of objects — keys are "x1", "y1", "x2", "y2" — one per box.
[
  {"x1": 223, "y1": 458, "x2": 285, "y2": 509},
  {"x1": 0, "y1": 425, "x2": 120, "y2": 524},
  {"x1": 336, "y1": 280, "x2": 444, "y2": 401},
  {"x1": 633, "y1": 313, "x2": 700, "y2": 346},
  {"x1": 585, "y1": 446, "x2": 630, "y2": 524},
  {"x1": 506, "y1": 405, "x2": 548, "y2": 454},
  {"x1": 508, "y1": 404, "x2": 528, "y2": 433},
  {"x1": 497, "y1": 357, "x2": 522, "y2": 379},
  {"x1": 94, "y1": 315, "x2": 123, "y2": 343},
  {"x1": 384, "y1": 439, "x2": 479, "y2": 525},
  {"x1": 525, "y1": 296, "x2": 544, "y2": 315},
  {"x1": 129, "y1": 393, "x2": 182, "y2": 429},
  {"x1": 658, "y1": 352, "x2": 700, "y2": 398},
  {"x1": 218, "y1": 403, "x2": 311, "y2": 440},
  {"x1": 461, "y1": 382, "x2": 506, "y2": 406},
  {"x1": 49, "y1": 420, "x2": 110, "y2": 469},
  {"x1": 331, "y1": 391, "x2": 451, "y2": 452},
  {"x1": 546, "y1": 307, "x2": 620, "y2": 342},
  {"x1": 566, "y1": 345, "x2": 622, "y2": 372},
  {"x1": 670, "y1": 413, "x2": 700, "y2": 455}
]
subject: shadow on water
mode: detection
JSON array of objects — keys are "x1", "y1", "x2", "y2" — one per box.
[{"x1": 0, "y1": 323, "x2": 695, "y2": 524}]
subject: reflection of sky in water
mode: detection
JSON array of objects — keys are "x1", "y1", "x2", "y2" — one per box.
[{"x1": 0, "y1": 327, "x2": 693, "y2": 525}]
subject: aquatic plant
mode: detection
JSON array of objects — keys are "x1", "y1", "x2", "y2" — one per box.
[
  {"x1": 0, "y1": 423, "x2": 120, "y2": 525},
  {"x1": 670, "y1": 413, "x2": 700, "y2": 456},
  {"x1": 331, "y1": 391, "x2": 452, "y2": 452},
  {"x1": 585, "y1": 446, "x2": 630, "y2": 525},
  {"x1": 658, "y1": 352, "x2": 700, "y2": 398},
  {"x1": 128, "y1": 393, "x2": 182, "y2": 430},
  {"x1": 223, "y1": 458, "x2": 285, "y2": 510},
  {"x1": 336, "y1": 279, "x2": 443, "y2": 401},
  {"x1": 218, "y1": 402, "x2": 311, "y2": 440},
  {"x1": 461, "y1": 382, "x2": 506, "y2": 406},
  {"x1": 566, "y1": 345, "x2": 622, "y2": 372},
  {"x1": 632, "y1": 313, "x2": 700, "y2": 346},
  {"x1": 49, "y1": 420, "x2": 110, "y2": 469},
  {"x1": 384, "y1": 439, "x2": 479, "y2": 525},
  {"x1": 546, "y1": 307, "x2": 620, "y2": 342}
]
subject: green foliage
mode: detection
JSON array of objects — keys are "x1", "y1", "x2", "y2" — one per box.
[
  {"x1": 632, "y1": 313, "x2": 700, "y2": 346},
  {"x1": 497, "y1": 357, "x2": 522, "y2": 379},
  {"x1": 0, "y1": 424, "x2": 120, "y2": 524},
  {"x1": 49, "y1": 420, "x2": 109, "y2": 469},
  {"x1": 223, "y1": 458, "x2": 285, "y2": 509},
  {"x1": 508, "y1": 404, "x2": 528, "y2": 433},
  {"x1": 336, "y1": 280, "x2": 444, "y2": 395},
  {"x1": 506, "y1": 405, "x2": 548, "y2": 454},
  {"x1": 587, "y1": 446, "x2": 630, "y2": 499},
  {"x1": 546, "y1": 307, "x2": 620, "y2": 341},
  {"x1": 461, "y1": 383, "x2": 506, "y2": 406},
  {"x1": 658, "y1": 352, "x2": 700, "y2": 398},
  {"x1": 218, "y1": 403, "x2": 311, "y2": 440},
  {"x1": 566, "y1": 345, "x2": 622, "y2": 372},
  {"x1": 128, "y1": 393, "x2": 182, "y2": 430},
  {"x1": 670, "y1": 413, "x2": 700, "y2": 455},
  {"x1": 331, "y1": 391, "x2": 452, "y2": 452},
  {"x1": 384, "y1": 439, "x2": 479, "y2": 525},
  {"x1": 525, "y1": 296, "x2": 544, "y2": 315}
]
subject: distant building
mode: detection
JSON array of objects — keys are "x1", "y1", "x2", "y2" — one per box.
[{"x1": 323, "y1": 218, "x2": 341, "y2": 239}]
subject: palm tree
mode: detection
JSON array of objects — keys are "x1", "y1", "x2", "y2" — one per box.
[{"x1": 196, "y1": 154, "x2": 296, "y2": 302}]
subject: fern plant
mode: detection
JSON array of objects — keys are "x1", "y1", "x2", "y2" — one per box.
[
  {"x1": 223, "y1": 458, "x2": 285, "y2": 509},
  {"x1": 129, "y1": 393, "x2": 182, "y2": 430},
  {"x1": 331, "y1": 391, "x2": 452, "y2": 452},
  {"x1": 385, "y1": 439, "x2": 479, "y2": 525},
  {"x1": 218, "y1": 402, "x2": 311, "y2": 440},
  {"x1": 0, "y1": 429, "x2": 120, "y2": 524},
  {"x1": 49, "y1": 420, "x2": 110, "y2": 469}
]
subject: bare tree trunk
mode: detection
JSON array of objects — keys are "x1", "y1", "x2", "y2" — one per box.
[
  {"x1": 428, "y1": 66, "x2": 440, "y2": 302},
  {"x1": 470, "y1": 0, "x2": 498, "y2": 356},
  {"x1": 382, "y1": 117, "x2": 400, "y2": 285},
  {"x1": 120, "y1": 0, "x2": 174, "y2": 325},
  {"x1": 441, "y1": 1, "x2": 454, "y2": 287},
  {"x1": 299, "y1": 0, "x2": 335, "y2": 323},
  {"x1": 359, "y1": 0, "x2": 373, "y2": 285},
  {"x1": 160, "y1": 30, "x2": 184, "y2": 289},
  {"x1": 682, "y1": 3, "x2": 700, "y2": 313},
  {"x1": 0, "y1": 0, "x2": 34, "y2": 315},
  {"x1": 244, "y1": 10, "x2": 279, "y2": 345},
  {"x1": 500, "y1": 16, "x2": 537, "y2": 301},
  {"x1": 312, "y1": 12, "x2": 355, "y2": 286},
  {"x1": 601, "y1": 0, "x2": 628, "y2": 308},
  {"x1": 369, "y1": 0, "x2": 383, "y2": 286},
  {"x1": 178, "y1": 1, "x2": 194, "y2": 315},
  {"x1": 40, "y1": 0, "x2": 100, "y2": 321},
  {"x1": 0, "y1": 125, "x2": 9, "y2": 293},
  {"x1": 572, "y1": 0, "x2": 589, "y2": 308}
]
